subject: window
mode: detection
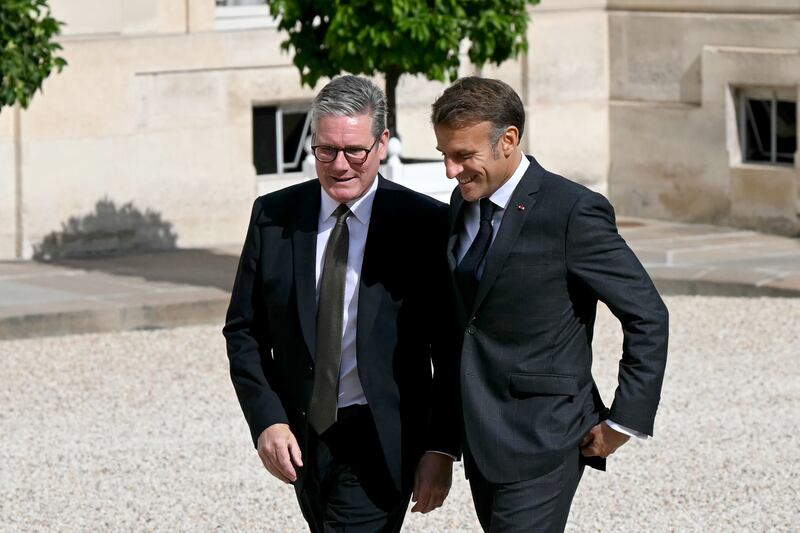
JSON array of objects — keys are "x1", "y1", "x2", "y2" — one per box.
[
  {"x1": 214, "y1": 0, "x2": 275, "y2": 30},
  {"x1": 738, "y1": 88, "x2": 797, "y2": 165},
  {"x1": 253, "y1": 106, "x2": 312, "y2": 176},
  {"x1": 215, "y1": 0, "x2": 266, "y2": 6}
]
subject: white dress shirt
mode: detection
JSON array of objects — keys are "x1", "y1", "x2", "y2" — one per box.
[
  {"x1": 456, "y1": 155, "x2": 646, "y2": 440},
  {"x1": 316, "y1": 177, "x2": 379, "y2": 409}
]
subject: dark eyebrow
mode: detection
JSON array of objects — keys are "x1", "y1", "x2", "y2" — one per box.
[
  {"x1": 314, "y1": 143, "x2": 370, "y2": 151},
  {"x1": 435, "y1": 148, "x2": 476, "y2": 157}
]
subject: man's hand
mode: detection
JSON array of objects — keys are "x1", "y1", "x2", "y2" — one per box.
[
  {"x1": 257, "y1": 423, "x2": 303, "y2": 484},
  {"x1": 580, "y1": 422, "x2": 630, "y2": 458},
  {"x1": 411, "y1": 452, "x2": 454, "y2": 513}
]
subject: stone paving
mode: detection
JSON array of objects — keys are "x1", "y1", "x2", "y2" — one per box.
[
  {"x1": 1, "y1": 218, "x2": 798, "y2": 341},
  {"x1": 0, "y1": 247, "x2": 238, "y2": 340},
  {"x1": 619, "y1": 219, "x2": 800, "y2": 296}
]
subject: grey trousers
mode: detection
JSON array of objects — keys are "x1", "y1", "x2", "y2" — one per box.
[{"x1": 468, "y1": 447, "x2": 585, "y2": 533}]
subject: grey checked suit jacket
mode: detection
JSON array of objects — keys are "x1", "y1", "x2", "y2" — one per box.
[{"x1": 449, "y1": 156, "x2": 669, "y2": 484}]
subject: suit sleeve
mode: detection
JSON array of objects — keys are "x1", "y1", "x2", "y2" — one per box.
[
  {"x1": 424, "y1": 205, "x2": 463, "y2": 458},
  {"x1": 223, "y1": 200, "x2": 289, "y2": 447},
  {"x1": 565, "y1": 191, "x2": 668, "y2": 436}
]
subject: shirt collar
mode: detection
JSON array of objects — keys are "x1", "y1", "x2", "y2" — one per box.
[
  {"x1": 319, "y1": 174, "x2": 379, "y2": 226},
  {"x1": 488, "y1": 155, "x2": 529, "y2": 211}
]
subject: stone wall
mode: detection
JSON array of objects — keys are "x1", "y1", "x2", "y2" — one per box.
[
  {"x1": 2, "y1": 0, "x2": 797, "y2": 259},
  {"x1": 0, "y1": 1, "x2": 304, "y2": 258},
  {"x1": 607, "y1": 8, "x2": 800, "y2": 234}
]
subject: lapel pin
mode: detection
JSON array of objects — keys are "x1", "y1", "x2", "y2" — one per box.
[{"x1": 517, "y1": 204, "x2": 526, "y2": 211}]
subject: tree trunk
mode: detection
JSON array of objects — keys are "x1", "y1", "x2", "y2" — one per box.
[{"x1": 385, "y1": 68, "x2": 400, "y2": 140}]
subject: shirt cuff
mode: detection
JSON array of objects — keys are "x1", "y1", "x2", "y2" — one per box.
[
  {"x1": 604, "y1": 419, "x2": 649, "y2": 440},
  {"x1": 424, "y1": 450, "x2": 458, "y2": 461}
]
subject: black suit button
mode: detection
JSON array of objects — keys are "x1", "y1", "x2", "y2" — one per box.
[
  {"x1": 307, "y1": 365, "x2": 313, "y2": 375},
  {"x1": 300, "y1": 410, "x2": 307, "y2": 418},
  {"x1": 466, "y1": 325, "x2": 477, "y2": 335}
]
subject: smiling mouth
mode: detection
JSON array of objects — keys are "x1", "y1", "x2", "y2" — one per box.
[
  {"x1": 456, "y1": 175, "x2": 476, "y2": 185},
  {"x1": 332, "y1": 176, "x2": 356, "y2": 183}
]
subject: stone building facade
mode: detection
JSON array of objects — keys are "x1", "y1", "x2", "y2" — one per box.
[{"x1": 0, "y1": 0, "x2": 797, "y2": 259}]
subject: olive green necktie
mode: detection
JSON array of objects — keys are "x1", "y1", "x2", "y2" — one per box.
[{"x1": 309, "y1": 204, "x2": 351, "y2": 435}]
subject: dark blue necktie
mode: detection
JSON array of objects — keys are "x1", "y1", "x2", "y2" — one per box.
[{"x1": 455, "y1": 198, "x2": 497, "y2": 311}]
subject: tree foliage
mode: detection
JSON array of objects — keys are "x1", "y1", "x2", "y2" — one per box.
[
  {"x1": 0, "y1": 0, "x2": 67, "y2": 109},
  {"x1": 268, "y1": 0, "x2": 540, "y2": 136}
]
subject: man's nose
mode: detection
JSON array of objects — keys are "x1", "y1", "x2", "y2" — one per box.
[
  {"x1": 330, "y1": 150, "x2": 351, "y2": 171},
  {"x1": 444, "y1": 159, "x2": 462, "y2": 179}
]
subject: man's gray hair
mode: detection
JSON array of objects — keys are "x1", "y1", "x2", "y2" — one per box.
[{"x1": 310, "y1": 75, "x2": 387, "y2": 139}]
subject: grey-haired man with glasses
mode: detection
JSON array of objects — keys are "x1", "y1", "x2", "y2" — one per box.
[{"x1": 224, "y1": 75, "x2": 461, "y2": 532}]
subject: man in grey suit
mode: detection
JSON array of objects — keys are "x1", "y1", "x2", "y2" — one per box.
[{"x1": 432, "y1": 77, "x2": 669, "y2": 532}]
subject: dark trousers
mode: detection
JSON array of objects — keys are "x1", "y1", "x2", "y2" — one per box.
[
  {"x1": 295, "y1": 405, "x2": 410, "y2": 533},
  {"x1": 468, "y1": 447, "x2": 585, "y2": 533}
]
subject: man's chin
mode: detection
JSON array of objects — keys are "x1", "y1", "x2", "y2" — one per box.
[
  {"x1": 325, "y1": 182, "x2": 363, "y2": 204},
  {"x1": 458, "y1": 183, "x2": 482, "y2": 202}
]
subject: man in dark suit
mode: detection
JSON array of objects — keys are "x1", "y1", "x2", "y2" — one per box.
[
  {"x1": 431, "y1": 77, "x2": 669, "y2": 532},
  {"x1": 224, "y1": 75, "x2": 460, "y2": 532}
]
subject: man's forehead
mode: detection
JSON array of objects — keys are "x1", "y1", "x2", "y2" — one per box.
[
  {"x1": 316, "y1": 113, "x2": 372, "y2": 128},
  {"x1": 437, "y1": 120, "x2": 492, "y2": 134},
  {"x1": 435, "y1": 121, "x2": 493, "y2": 147}
]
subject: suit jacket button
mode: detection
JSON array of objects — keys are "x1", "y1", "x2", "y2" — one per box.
[
  {"x1": 307, "y1": 365, "x2": 313, "y2": 375},
  {"x1": 466, "y1": 325, "x2": 476, "y2": 335},
  {"x1": 300, "y1": 410, "x2": 307, "y2": 418}
]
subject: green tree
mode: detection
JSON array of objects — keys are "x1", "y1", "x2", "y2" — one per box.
[
  {"x1": 0, "y1": 0, "x2": 67, "y2": 109},
  {"x1": 268, "y1": 0, "x2": 539, "y2": 137}
]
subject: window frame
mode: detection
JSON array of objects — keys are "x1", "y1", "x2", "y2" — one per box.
[
  {"x1": 214, "y1": 1, "x2": 277, "y2": 31},
  {"x1": 737, "y1": 86, "x2": 797, "y2": 166},
  {"x1": 253, "y1": 103, "x2": 313, "y2": 178}
]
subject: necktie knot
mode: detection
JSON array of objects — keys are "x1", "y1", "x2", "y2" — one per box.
[
  {"x1": 479, "y1": 198, "x2": 496, "y2": 223},
  {"x1": 333, "y1": 204, "x2": 352, "y2": 224}
]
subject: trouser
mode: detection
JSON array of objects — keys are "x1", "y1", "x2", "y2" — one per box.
[
  {"x1": 468, "y1": 446, "x2": 585, "y2": 533},
  {"x1": 295, "y1": 405, "x2": 410, "y2": 533}
]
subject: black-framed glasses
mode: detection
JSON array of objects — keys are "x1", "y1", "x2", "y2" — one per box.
[{"x1": 311, "y1": 138, "x2": 378, "y2": 164}]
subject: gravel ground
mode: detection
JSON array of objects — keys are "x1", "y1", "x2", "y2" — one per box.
[{"x1": 1, "y1": 295, "x2": 798, "y2": 532}]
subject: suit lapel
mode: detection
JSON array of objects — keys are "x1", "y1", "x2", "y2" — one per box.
[
  {"x1": 447, "y1": 193, "x2": 470, "y2": 323},
  {"x1": 447, "y1": 194, "x2": 465, "y2": 271},
  {"x1": 356, "y1": 177, "x2": 390, "y2": 364},
  {"x1": 292, "y1": 181, "x2": 321, "y2": 361},
  {"x1": 472, "y1": 157, "x2": 543, "y2": 313}
]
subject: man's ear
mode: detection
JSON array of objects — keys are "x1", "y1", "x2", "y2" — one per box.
[
  {"x1": 499, "y1": 126, "x2": 520, "y2": 157},
  {"x1": 378, "y1": 128, "x2": 391, "y2": 158}
]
